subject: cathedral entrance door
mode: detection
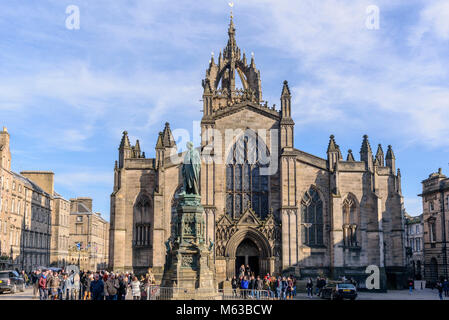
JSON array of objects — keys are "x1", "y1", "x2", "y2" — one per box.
[{"x1": 235, "y1": 238, "x2": 260, "y2": 277}]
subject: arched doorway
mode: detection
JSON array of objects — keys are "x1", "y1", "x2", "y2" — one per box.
[
  {"x1": 235, "y1": 238, "x2": 260, "y2": 276},
  {"x1": 225, "y1": 228, "x2": 273, "y2": 280}
]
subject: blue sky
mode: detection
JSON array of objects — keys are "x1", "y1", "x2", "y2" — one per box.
[{"x1": 1, "y1": 0, "x2": 449, "y2": 219}]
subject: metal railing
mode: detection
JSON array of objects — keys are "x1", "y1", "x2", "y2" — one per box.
[
  {"x1": 143, "y1": 285, "x2": 277, "y2": 300},
  {"x1": 218, "y1": 289, "x2": 273, "y2": 300}
]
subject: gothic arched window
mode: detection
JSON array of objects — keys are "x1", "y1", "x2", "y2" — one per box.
[
  {"x1": 226, "y1": 132, "x2": 269, "y2": 220},
  {"x1": 301, "y1": 187, "x2": 323, "y2": 246},
  {"x1": 342, "y1": 196, "x2": 359, "y2": 247},
  {"x1": 133, "y1": 195, "x2": 151, "y2": 247}
]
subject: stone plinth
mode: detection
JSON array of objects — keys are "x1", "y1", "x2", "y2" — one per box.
[{"x1": 162, "y1": 194, "x2": 218, "y2": 299}]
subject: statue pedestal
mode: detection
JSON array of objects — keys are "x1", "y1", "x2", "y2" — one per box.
[{"x1": 162, "y1": 194, "x2": 218, "y2": 299}]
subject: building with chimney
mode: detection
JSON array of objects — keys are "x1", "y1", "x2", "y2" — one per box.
[
  {"x1": 0, "y1": 127, "x2": 59, "y2": 271},
  {"x1": 108, "y1": 16, "x2": 407, "y2": 289},
  {"x1": 68, "y1": 197, "x2": 109, "y2": 271}
]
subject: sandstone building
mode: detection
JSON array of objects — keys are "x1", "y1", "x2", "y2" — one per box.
[
  {"x1": 404, "y1": 213, "x2": 424, "y2": 280},
  {"x1": 419, "y1": 169, "x2": 449, "y2": 283},
  {"x1": 68, "y1": 197, "x2": 109, "y2": 271},
  {"x1": 0, "y1": 127, "x2": 56, "y2": 270},
  {"x1": 109, "y1": 17, "x2": 407, "y2": 289}
]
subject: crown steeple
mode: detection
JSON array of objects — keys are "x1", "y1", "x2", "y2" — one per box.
[{"x1": 202, "y1": 11, "x2": 262, "y2": 116}]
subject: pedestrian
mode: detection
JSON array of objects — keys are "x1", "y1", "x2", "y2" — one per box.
[
  {"x1": 306, "y1": 278, "x2": 313, "y2": 298},
  {"x1": 31, "y1": 270, "x2": 40, "y2": 298},
  {"x1": 72, "y1": 271, "x2": 81, "y2": 300},
  {"x1": 105, "y1": 273, "x2": 119, "y2": 300},
  {"x1": 130, "y1": 276, "x2": 141, "y2": 300},
  {"x1": 286, "y1": 277, "x2": 293, "y2": 300},
  {"x1": 38, "y1": 271, "x2": 48, "y2": 300},
  {"x1": 48, "y1": 272, "x2": 60, "y2": 300},
  {"x1": 61, "y1": 274, "x2": 70, "y2": 300},
  {"x1": 117, "y1": 274, "x2": 127, "y2": 300},
  {"x1": 249, "y1": 275, "x2": 256, "y2": 298},
  {"x1": 292, "y1": 276, "x2": 297, "y2": 297},
  {"x1": 275, "y1": 276, "x2": 282, "y2": 299},
  {"x1": 256, "y1": 275, "x2": 264, "y2": 299},
  {"x1": 231, "y1": 276, "x2": 238, "y2": 297},
  {"x1": 443, "y1": 278, "x2": 449, "y2": 297},
  {"x1": 83, "y1": 273, "x2": 93, "y2": 300},
  {"x1": 90, "y1": 273, "x2": 105, "y2": 300},
  {"x1": 436, "y1": 281, "x2": 444, "y2": 300},
  {"x1": 241, "y1": 276, "x2": 249, "y2": 299},
  {"x1": 281, "y1": 276, "x2": 288, "y2": 300},
  {"x1": 408, "y1": 279, "x2": 414, "y2": 294}
]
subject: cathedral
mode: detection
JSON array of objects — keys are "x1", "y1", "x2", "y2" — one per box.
[{"x1": 109, "y1": 16, "x2": 407, "y2": 289}]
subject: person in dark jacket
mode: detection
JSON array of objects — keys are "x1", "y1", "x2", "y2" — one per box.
[
  {"x1": 231, "y1": 276, "x2": 238, "y2": 297},
  {"x1": 443, "y1": 279, "x2": 449, "y2": 297},
  {"x1": 117, "y1": 275, "x2": 127, "y2": 300},
  {"x1": 436, "y1": 281, "x2": 444, "y2": 300},
  {"x1": 255, "y1": 276, "x2": 264, "y2": 299},
  {"x1": 249, "y1": 275, "x2": 256, "y2": 298},
  {"x1": 306, "y1": 278, "x2": 313, "y2": 298},
  {"x1": 90, "y1": 273, "x2": 105, "y2": 300}
]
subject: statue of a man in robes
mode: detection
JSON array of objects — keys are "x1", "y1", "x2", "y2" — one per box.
[{"x1": 182, "y1": 141, "x2": 201, "y2": 195}]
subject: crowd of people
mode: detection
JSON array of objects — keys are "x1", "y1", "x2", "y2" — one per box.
[
  {"x1": 230, "y1": 264, "x2": 297, "y2": 300},
  {"x1": 23, "y1": 268, "x2": 157, "y2": 300}
]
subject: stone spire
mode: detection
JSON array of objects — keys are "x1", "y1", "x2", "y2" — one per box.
[
  {"x1": 161, "y1": 122, "x2": 176, "y2": 148},
  {"x1": 327, "y1": 135, "x2": 340, "y2": 171},
  {"x1": 155, "y1": 123, "x2": 177, "y2": 169},
  {"x1": 280, "y1": 80, "x2": 292, "y2": 119},
  {"x1": 224, "y1": 15, "x2": 240, "y2": 61},
  {"x1": 375, "y1": 144, "x2": 384, "y2": 166},
  {"x1": 360, "y1": 135, "x2": 373, "y2": 170},
  {"x1": 385, "y1": 145, "x2": 396, "y2": 172},
  {"x1": 347, "y1": 149, "x2": 355, "y2": 161},
  {"x1": 327, "y1": 134, "x2": 338, "y2": 153},
  {"x1": 118, "y1": 131, "x2": 132, "y2": 168},
  {"x1": 133, "y1": 139, "x2": 142, "y2": 158},
  {"x1": 119, "y1": 130, "x2": 131, "y2": 148}
]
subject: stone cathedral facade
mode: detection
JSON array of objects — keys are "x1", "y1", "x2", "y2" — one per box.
[{"x1": 109, "y1": 17, "x2": 407, "y2": 289}]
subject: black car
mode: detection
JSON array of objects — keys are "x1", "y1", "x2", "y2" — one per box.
[
  {"x1": 0, "y1": 270, "x2": 25, "y2": 294},
  {"x1": 320, "y1": 282, "x2": 357, "y2": 300}
]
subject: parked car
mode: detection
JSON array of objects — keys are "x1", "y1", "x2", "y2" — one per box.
[
  {"x1": 320, "y1": 282, "x2": 357, "y2": 300},
  {"x1": 0, "y1": 270, "x2": 25, "y2": 294}
]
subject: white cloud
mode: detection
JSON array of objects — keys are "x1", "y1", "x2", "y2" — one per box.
[
  {"x1": 55, "y1": 171, "x2": 112, "y2": 190},
  {"x1": 236, "y1": 0, "x2": 449, "y2": 148},
  {"x1": 409, "y1": 0, "x2": 449, "y2": 43}
]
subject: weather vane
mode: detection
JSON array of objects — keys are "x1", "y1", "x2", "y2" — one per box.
[{"x1": 229, "y1": 2, "x2": 234, "y2": 18}]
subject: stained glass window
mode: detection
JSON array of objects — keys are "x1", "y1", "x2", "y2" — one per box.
[
  {"x1": 301, "y1": 187, "x2": 323, "y2": 246},
  {"x1": 226, "y1": 132, "x2": 269, "y2": 219}
]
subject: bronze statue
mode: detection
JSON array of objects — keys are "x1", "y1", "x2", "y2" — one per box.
[{"x1": 182, "y1": 141, "x2": 201, "y2": 195}]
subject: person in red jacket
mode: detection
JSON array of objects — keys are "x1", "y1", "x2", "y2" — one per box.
[{"x1": 38, "y1": 271, "x2": 48, "y2": 300}]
